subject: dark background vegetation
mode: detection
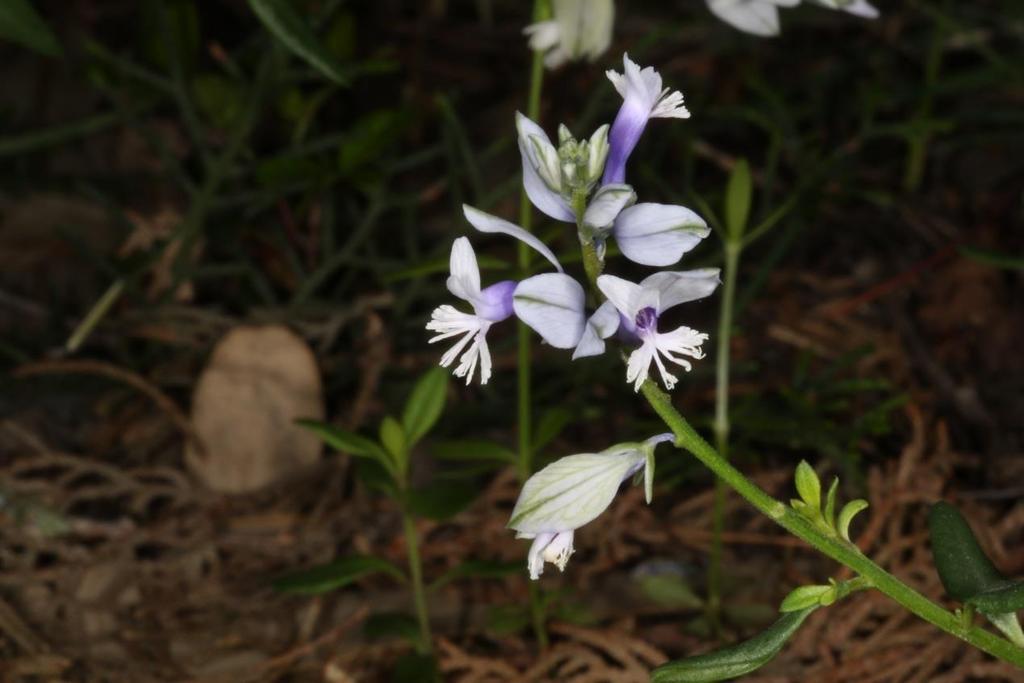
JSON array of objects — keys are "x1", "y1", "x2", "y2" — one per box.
[{"x1": 0, "y1": 0, "x2": 1023, "y2": 680}]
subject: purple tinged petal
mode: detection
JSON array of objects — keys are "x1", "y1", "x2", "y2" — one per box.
[
  {"x1": 475, "y1": 280, "x2": 517, "y2": 322},
  {"x1": 602, "y1": 98, "x2": 650, "y2": 185}
]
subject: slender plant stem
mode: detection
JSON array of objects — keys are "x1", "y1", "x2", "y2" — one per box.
[
  {"x1": 402, "y1": 511, "x2": 433, "y2": 654},
  {"x1": 905, "y1": 18, "x2": 944, "y2": 192},
  {"x1": 639, "y1": 380, "x2": 1024, "y2": 668},
  {"x1": 708, "y1": 240, "x2": 741, "y2": 629},
  {"x1": 518, "y1": 0, "x2": 550, "y2": 650}
]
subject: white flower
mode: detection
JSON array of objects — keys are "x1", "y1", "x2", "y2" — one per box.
[
  {"x1": 516, "y1": 112, "x2": 574, "y2": 222},
  {"x1": 509, "y1": 434, "x2": 674, "y2": 579},
  {"x1": 706, "y1": 0, "x2": 799, "y2": 37},
  {"x1": 427, "y1": 206, "x2": 568, "y2": 385},
  {"x1": 811, "y1": 0, "x2": 878, "y2": 18},
  {"x1": 603, "y1": 54, "x2": 690, "y2": 185},
  {"x1": 597, "y1": 270, "x2": 721, "y2": 391},
  {"x1": 524, "y1": 0, "x2": 615, "y2": 69},
  {"x1": 612, "y1": 202, "x2": 710, "y2": 266}
]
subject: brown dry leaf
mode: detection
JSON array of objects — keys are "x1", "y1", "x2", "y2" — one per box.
[{"x1": 186, "y1": 325, "x2": 325, "y2": 493}]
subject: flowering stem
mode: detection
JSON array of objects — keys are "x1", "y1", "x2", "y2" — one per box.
[
  {"x1": 519, "y1": 0, "x2": 550, "y2": 650},
  {"x1": 639, "y1": 380, "x2": 1024, "y2": 667},
  {"x1": 402, "y1": 511, "x2": 432, "y2": 654},
  {"x1": 709, "y1": 240, "x2": 741, "y2": 631}
]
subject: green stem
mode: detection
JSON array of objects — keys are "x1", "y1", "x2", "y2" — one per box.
[
  {"x1": 402, "y1": 511, "x2": 433, "y2": 654},
  {"x1": 639, "y1": 381, "x2": 1024, "y2": 668},
  {"x1": 708, "y1": 241, "x2": 741, "y2": 629},
  {"x1": 518, "y1": 0, "x2": 550, "y2": 650},
  {"x1": 905, "y1": 17, "x2": 944, "y2": 192}
]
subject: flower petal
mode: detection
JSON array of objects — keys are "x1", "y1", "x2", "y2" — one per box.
[
  {"x1": 613, "y1": 203, "x2": 710, "y2": 266},
  {"x1": 596, "y1": 273, "x2": 647, "y2": 321},
  {"x1": 708, "y1": 0, "x2": 783, "y2": 37},
  {"x1": 462, "y1": 204, "x2": 563, "y2": 273},
  {"x1": 582, "y1": 183, "x2": 636, "y2": 233},
  {"x1": 445, "y1": 237, "x2": 481, "y2": 301},
  {"x1": 572, "y1": 300, "x2": 620, "y2": 360},
  {"x1": 640, "y1": 268, "x2": 721, "y2": 312},
  {"x1": 513, "y1": 273, "x2": 586, "y2": 349},
  {"x1": 516, "y1": 113, "x2": 574, "y2": 222}
]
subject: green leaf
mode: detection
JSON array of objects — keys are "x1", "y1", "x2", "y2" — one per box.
[
  {"x1": 379, "y1": 416, "x2": 407, "y2": 465},
  {"x1": 0, "y1": 0, "x2": 60, "y2": 56},
  {"x1": 837, "y1": 499, "x2": 868, "y2": 542},
  {"x1": 406, "y1": 481, "x2": 477, "y2": 521},
  {"x1": 928, "y1": 502, "x2": 1007, "y2": 603},
  {"x1": 391, "y1": 652, "x2": 440, "y2": 683},
  {"x1": 960, "y1": 246, "x2": 1024, "y2": 272},
  {"x1": 651, "y1": 606, "x2": 817, "y2": 682},
  {"x1": 430, "y1": 559, "x2": 521, "y2": 591},
  {"x1": 780, "y1": 584, "x2": 833, "y2": 612},
  {"x1": 532, "y1": 406, "x2": 572, "y2": 453},
  {"x1": 432, "y1": 439, "x2": 517, "y2": 464},
  {"x1": 968, "y1": 581, "x2": 1024, "y2": 616},
  {"x1": 273, "y1": 555, "x2": 405, "y2": 594},
  {"x1": 794, "y1": 461, "x2": 821, "y2": 511},
  {"x1": 824, "y1": 477, "x2": 839, "y2": 528},
  {"x1": 402, "y1": 367, "x2": 448, "y2": 447},
  {"x1": 247, "y1": 0, "x2": 350, "y2": 85},
  {"x1": 724, "y1": 159, "x2": 752, "y2": 241},
  {"x1": 637, "y1": 574, "x2": 703, "y2": 610},
  {"x1": 297, "y1": 418, "x2": 389, "y2": 459}
]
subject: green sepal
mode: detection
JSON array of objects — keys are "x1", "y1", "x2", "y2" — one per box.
[{"x1": 651, "y1": 606, "x2": 817, "y2": 682}]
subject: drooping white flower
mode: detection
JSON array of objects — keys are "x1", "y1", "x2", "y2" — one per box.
[
  {"x1": 524, "y1": 0, "x2": 615, "y2": 69},
  {"x1": 706, "y1": 0, "x2": 800, "y2": 37},
  {"x1": 509, "y1": 434, "x2": 674, "y2": 579},
  {"x1": 603, "y1": 54, "x2": 690, "y2": 185},
  {"x1": 597, "y1": 270, "x2": 721, "y2": 391},
  {"x1": 427, "y1": 206, "x2": 569, "y2": 385}
]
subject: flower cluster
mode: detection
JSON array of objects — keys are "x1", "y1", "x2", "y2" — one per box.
[
  {"x1": 707, "y1": 0, "x2": 878, "y2": 37},
  {"x1": 427, "y1": 54, "x2": 720, "y2": 393}
]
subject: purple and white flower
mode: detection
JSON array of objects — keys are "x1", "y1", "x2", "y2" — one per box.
[
  {"x1": 508, "y1": 434, "x2": 674, "y2": 579},
  {"x1": 427, "y1": 206, "x2": 567, "y2": 385},
  {"x1": 597, "y1": 270, "x2": 721, "y2": 391},
  {"x1": 603, "y1": 54, "x2": 690, "y2": 185},
  {"x1": 612, "y1": 202, "x2": 710, "y2": 266}
]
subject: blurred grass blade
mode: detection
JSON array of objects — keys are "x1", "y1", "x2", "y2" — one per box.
[
  {"x1": 960, "y1": 246, "x2": 1024, "y2": 272},
  {"x1": 651, "y1": 606, "x2": 817, "y2": 682},
  {"x1": 248, "y1": 0, "x2": 349, "y2": 85},
  {"x1": 0, "y1": 0, "x2": 61, "y2": 57},
  {"x1": 273, "y1": 555, "x2": 405, "y2": 594}
]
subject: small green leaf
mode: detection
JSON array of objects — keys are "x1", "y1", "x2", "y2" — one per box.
[
  {"x1": 794, "y1": 461, "x2": 821, "y2": 511},
  {"x1": 297, "y1": 419, "x2": 390, "y2": 463},
  {"x1": 401, "y1": 367, "x2": 448, "y2": 447},
  {"x1": 637, "y1": 574, "x2": 703, "y2": 610},
  {"x1": 928, "y1": 502, "x2": 1007, "y2": 603},
  {"x1": 380, "y1": 416, "x2": 407, "y2": 464},
  {"x1": 273, "y1": 555, "x2": 405, "y2": 594},
  {"x1": 432, "y1": 439, "x2": 517, "y2": 464},
  {"x1": 837, "y1": 499, "x2": 869, "y2": 542},
  {"x1": 824, "y1": 477, "x2": 839, "y2": 529},
  {"x1": 406, "y1": 481, "x2": 477, "y2": 521},
  {"x1": 724, "y1": 159, "x2": 752, "y2": 241},
  {"x1": 0, "y1": 0, "x2": 61, "y2": 56},
  {"x1": 247, "y1": 0, "x2": 350, "y2": 85},
  {"x1": 779, "y1": 585, "x2": 833, "y2": 612},
  {"x1": 532, "y1": 407, "x2": 573, "y2": 453},
  {"x1": 651, "y1": 606, "x2": 817, "y2": 682},
  {"x1": 968, "y1": 581, "x2": 1024, "y2": 616}
]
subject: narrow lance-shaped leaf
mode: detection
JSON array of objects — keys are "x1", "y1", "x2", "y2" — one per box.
[
  {"x1": 0, "y1": 0, "x2": 61, "y2": 57},
  {"x1": 380, "y1": 416, "x2": 407, "y2": 473},
  {"x1": 401, "y1": 367, "x2": 448, "y2": 447},
  {"x1": 794, "y1": 460, "x2": 821, "y2": 511},
  {"x1": 837, "y1": 499, "x2": 868, "y2": 542},
  {"x1": 273, "y1": 555, "x2": 406, "y2": 594},
  {"x1": 651, "y1": 606, "x2": 817, "y2": 682},
  {"x1": 297, "y1": 418, "x2": 393, "y2": 474},
  {"x1": 247, "y1": 0, "x2": 350, "y2": 85},
  {"x1": 724, "y1": 159, "x2": 752, "y2": 241}
]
